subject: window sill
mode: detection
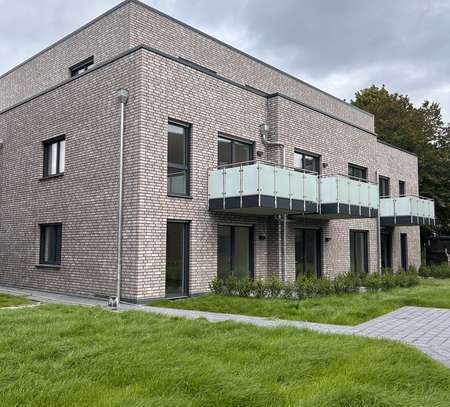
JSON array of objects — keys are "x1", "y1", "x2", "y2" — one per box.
[
  {"x1": 168, "y1": 194, "x2": 193, "y2": 199},
  {"x1": 35, "y1": 264, "x2": 61, "y2": 270},
  {"x1": 39, "y1": 173, "x2": 64, "y2": 181}
]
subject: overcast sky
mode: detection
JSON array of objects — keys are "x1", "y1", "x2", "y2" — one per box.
[{"x1": 1, "y1": 0, "x2": 449, "y2": 121}]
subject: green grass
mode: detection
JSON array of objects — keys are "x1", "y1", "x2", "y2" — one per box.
[
  {"x1": 0, "y1": 305, "x2": 449, "y2": 406},
  {"x1": 150, "y1": 279, "x2": 450, "y2": 326},
  {"x1": 0, "y1": 293, "x2": 31, "y2": 308}
]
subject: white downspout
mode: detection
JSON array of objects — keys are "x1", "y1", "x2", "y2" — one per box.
[
  {"x1": 259, "y1": 124, "x2": 287, "y2": 282},
  {"x1": 115, "y1": 89, "x2": 129, "y2": 308}
]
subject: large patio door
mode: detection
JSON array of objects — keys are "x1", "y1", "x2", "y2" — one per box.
[
  {"x1": 166, "y1": 221, "x2": 189, "y2": 298},
  {"x1": 217, "y1": 225, "x2": 254, "y2": 279},
  {"x1": 295, "y1": 229, "x2": 321, "y2": 278}
]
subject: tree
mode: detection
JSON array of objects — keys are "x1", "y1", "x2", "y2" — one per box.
[{"x1": 352, "y1": 85, "x2": 450, "y2": 234}]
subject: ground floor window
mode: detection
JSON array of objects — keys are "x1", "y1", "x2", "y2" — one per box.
[
  {"x1": 400, "y1": 233, "x2": 408, "y2": 270},
  {"x1": 39, "y1": 224, "x2": 62, "y2": 265},
  {"x1": 381, "y1": 231, "x2": 392, "y2": 269},
  {"x1": 166, "y1": 221, "x2": 189, "y2": 298},
  {"x1": 350, "y1": 230, "x2": 368, "y2": 274},
  {"x1": 295, "y1": 228, "x2": 321, "y2": 278},
  {"x1": 218, "y1": 225, "x2": 254, "y2": 279}
]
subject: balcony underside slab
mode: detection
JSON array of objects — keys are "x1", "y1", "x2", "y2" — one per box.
[
  {"x1": 380, "y1": 216, "x2": 436, "y2": 226},
  {"x1": 209, "y1": 195, "x2": 318, "y2": 214}
]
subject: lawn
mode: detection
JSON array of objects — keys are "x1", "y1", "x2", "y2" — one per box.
[
  {"x1": 0, "y1": 293, "x2": 31, "y2": 308},
  {"x1": 0, "y1": 305, "x2": 449, "y2": 406},
  {"x1": 150, "y1": 278, "x2": 450, "y2": 326}
]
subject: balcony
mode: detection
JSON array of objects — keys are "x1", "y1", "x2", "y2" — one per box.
[
  {"x1": 208, "y1": 162, "x2": 378, "y2": 218},
  {"x1": 208, "y1": 161, "x2": 318, "y2": 214},
  {"x1": 318, "y1": 175, "x2": 379, "y2": 218},
  {"x1": 380, "y1": 195, "x2": 435, "y2": 226}
]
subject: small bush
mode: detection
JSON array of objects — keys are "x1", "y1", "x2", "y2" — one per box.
[
  {"x1": 266, "y1": 277, "x2": 283, "y2": 298},
  {"x1": 419, "y1": 263, "x2": 450, "y2": 279},
  {"x1": 254, "y1": 279, "x2": 268, "y2": 298},
  {"x1": 236, "y1": 278, "x2": 254, "y2": 297}
]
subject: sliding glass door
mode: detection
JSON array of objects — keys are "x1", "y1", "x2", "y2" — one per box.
[
  {"x1": 350, "y1": 230, "x2": 369, "y2": 274},
  {"x1": 295, "y1": 229, "x2": 321, "y2": 278},
  {"x1": 166, "y1": 222, "x2": 189, "y2": 298},
  {"x1": 218, "y1": 225, "x2": 253, "y2": 279}
]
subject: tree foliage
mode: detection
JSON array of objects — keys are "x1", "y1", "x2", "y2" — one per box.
[{"x1": 352, "y1": 85, "x2": 450, "y2": 233}]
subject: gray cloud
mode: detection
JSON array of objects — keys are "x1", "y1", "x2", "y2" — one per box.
[{"x1": 1, "y1": 0, "x2": 449, "y2": 121}]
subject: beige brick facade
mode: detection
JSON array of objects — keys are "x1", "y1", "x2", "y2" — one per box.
[{"x1": 0, "y1": 1, "x2": 422, "y2": 301}]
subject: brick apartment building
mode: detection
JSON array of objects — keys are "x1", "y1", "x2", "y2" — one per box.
[{"x1": 0, "y1": 0, "x2": 435, "y2": 302}]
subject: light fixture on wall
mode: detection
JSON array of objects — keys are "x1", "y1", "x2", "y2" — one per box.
[
  {"x1": 257, "y1": 150, "x2": 264, "y2": 157},
  {"x1": 325, "y1": 237, "x2": 332, "y2": 242},
  {"x1": 322, "y1": 162, "x2": 329, "y2": 168},
  {"x1": 0, "y1": 139, "x2": 4, "y2": 149}
]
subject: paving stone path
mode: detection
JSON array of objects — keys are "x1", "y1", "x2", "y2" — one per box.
[{"x1": 1, "y1": 285, "x2": 449, "y2": 367}]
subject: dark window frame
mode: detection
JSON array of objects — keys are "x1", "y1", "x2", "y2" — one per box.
[
  {"x1": 379, "y1": 175, "x2": 390, "y2": 197},
  {"x1": 381, "y1": 231, "x2": 392, "y2": 269},
  {"x1": 39, "y1": 223, "x2": 62, "y2": 266},
  {"x1": 166, "y1": 220, "x2": 190, "y2": 298},
  {"x1": 399, "y1": 180, "x2": 406, "y2": 196},
  {"x1": 69, "y1": 56, "x2": 94, "y2": 77},
  {"x1": 295, "y1": 228, "x2": 321, "y2": 278},
  {"x1": 43, "y1": 135, "x2": 65, "y2": 178},
  {"x1": 217, "y1": 224, "x2": 255, "y2": 279},
  {"x1": 350, "y1": 230, "x2": 369, "y2": 274},
  {"x1": 217, "y1": 133, "x2": 254, "y2": 166},
  {"x1": 348, "y1": 163, "x2": 368, "y2": 181},
  {"x1": 294, "y1": 149, "x2": 321, "y2": 174},
  {"x1": 167, "y1": 119, "x2": 191, "y2": 197}
]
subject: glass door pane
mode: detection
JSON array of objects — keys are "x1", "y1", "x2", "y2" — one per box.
[
  {"x1": 218, "y1": 226, "x2": 232, "y2": 279},
  {"x1": 233, "y1": 226, "x2": 250, "y2": 279},
  {"x1": 401, "y1": 233, "x2": 408, "y2": 270},
  {"x1": 295, "y1": 229, "x2": 320, "y2": 278},
  {"x1": 381, "y1": 232, "x2": 392, "y2": 269},
  {"x1": 166, "y1": 222, "x2": 188, "y2": 297},
  {"x1": 350, "y1": 231, "x2": 368, "y2": 274}
]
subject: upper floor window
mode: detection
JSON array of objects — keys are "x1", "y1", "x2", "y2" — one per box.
[
  {"x1": 294, "y1": 150, "x2": 320, "y2": 173},
  {"x1": 39, "y1": 223, "x2": 62, "y2": 266},
  {"x1": 399, "y1": 180, "x2": 406, "y2": 196},
  {"x1": 43, "y1": 136, "x2": 65, "y2": 177},
  {"x1": 69, "y1": 56, "x2": 94, "y2": 77},
  {"x1": 379, "y1": 176, "x2": 390, "y2": 197},
  {"x1": 218, "y1": 135, "x2": 253, "y2": 166},
  {"x1": 348, "y1": 164, "x2": 367, "y2": 181},
  {"x1": 168, "y1": 121, "x2": 190, "y2": 196}
]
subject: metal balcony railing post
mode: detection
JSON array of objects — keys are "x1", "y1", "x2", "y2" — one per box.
[
  {"x1": 347, "y1": 178, "x2": 351, "y2": 215},
  {"x1": 257, "y1": 163, "x2": 261, "y2": 207},
  {"x1": 336, "y1": 176, "x2": 340, "y2": 214},
  {"x1": 288, "y1": 169, "x2": 292, "y2": 210},
  {"x1": 239, "y1": 164, "x2": 243, "y2": 209},
  {"x1": 302, "y1": 172, "x2": 306, "y2": 212}
]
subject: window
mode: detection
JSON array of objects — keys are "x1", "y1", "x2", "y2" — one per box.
[
  {"x1": 168, "y1": 121, "x2": 190, "y2": 196},
  {"x1": 399, "y1": 180, "x2": 406, "y2": 196},
  {"x1": 166, "y1": 221, "x2": 189, "y2": 298},
  {"x1": 218, "y1": 135, "x2": 253, "y2": 166},
  {"x1": 295, "y1": 229, "x2": 321, "y2": 278},
  {"x1": 218, "y1": 225, "x2": 253, "y2": 279},
  {"x1": 69, "y1": 56, "x2": 94, "y2": 77},
  {"x1": 350, "y1": 230, "x2": 368, "y2": 274},
  {"x1": 294, "y1": 150, "x2": 320, "y2": 173},
  {"x1": 379, "y1": 176, "x2": 390, "y2": 197},
  {"x1": 39, "y1": 224, "x2": 62, "y2": 265},
  {"x1": 43, "y1": 136, "x2": 65, "y2": 177},
  {"x1": 348, "y1": 164, "x2": 367, "y2": 180}
]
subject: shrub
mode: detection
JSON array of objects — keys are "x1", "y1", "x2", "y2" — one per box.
[
  {"x1": 236, "y1": 278, "x2": 254, "y2": 297},
  {"x1": 210, "y1": 267, "x2": 420, "y2": 301},
  {"x1": 419, "y1": 263, "x2": 450, "y2": 279},
  {"x1": 254, "y1": 279, "x2": 268, "y2": 298},
  {"x1": 266, "y1": 277, "x2": 283, "y2": 298}
]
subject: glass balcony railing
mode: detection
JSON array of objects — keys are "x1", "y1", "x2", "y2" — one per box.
[
  {"x1": 208, "y1": 161, "x2": 319, "y2": 213},
  {"x1": 319, "y1": 174, "x2": 379, "y2": 217},
  {"x1": 380, "y1": 195, "x2": 435, "y2": 226}
]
